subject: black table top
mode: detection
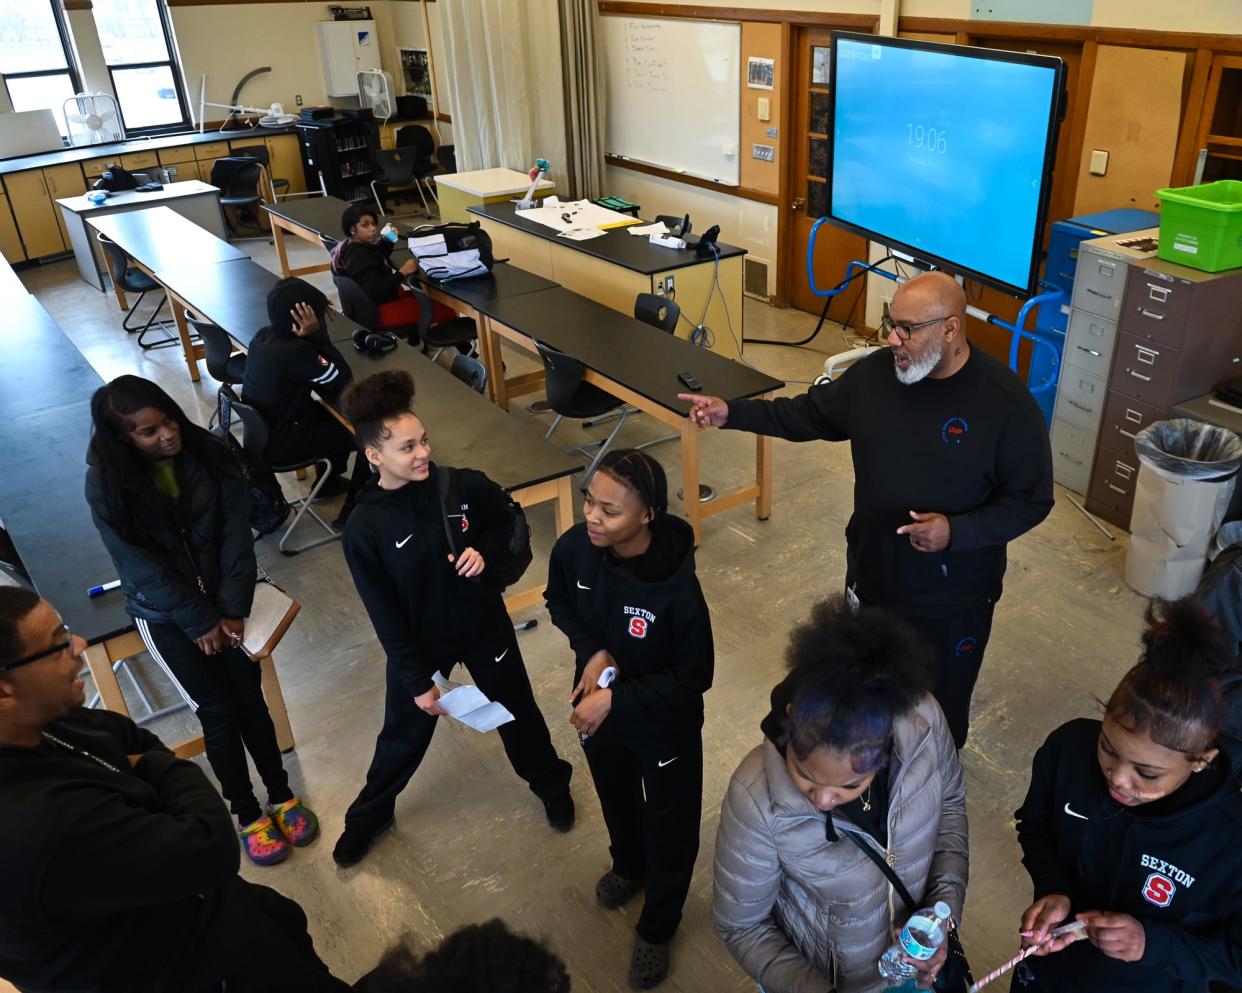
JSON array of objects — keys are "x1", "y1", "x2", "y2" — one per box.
[
  {"x1": 331, "y1": 344, "x2": 581, "y2": 493},
  {"x1": 468, "y1": 201, "x2": 746, "y2": 276},
  {"x1": 262, "y1": 196, "x2": 351, "y2": 242},
  {"x1": 0, "y1": 124, "x2": 299, "y2": 176},
  {"x1": 488, "y1": 287, "x2": 782, "y2": 412},
  {"x1": 154, "y1": 258, "x2": 282, "y2": 347},
  {"x1": 0, "y1": 295, "x2": 102, "y2": 422},
  {"x1": 88, "y1": 206, "x2": 249, "y2": 272},
  {"x1": 0, "y1": 400, "x2": 133, "y2": 645},
  {"x1": 414, "y1": 262, "x2": 559, "y2": 318}
]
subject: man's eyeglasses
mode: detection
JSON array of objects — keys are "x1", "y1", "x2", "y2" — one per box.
[
  {"x1": 880, "y1": 314, "x2": 951, "y2": 341},
  {"x1": 1, "y1": 623, "x2": 74, "y2": 673}
]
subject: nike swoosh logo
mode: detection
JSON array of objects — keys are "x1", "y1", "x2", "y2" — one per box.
[
  {"x1": 577, "y1": 580, "x2": 591, "y2": 590},
  {"x1": 395, "y1": 534, "x2": 413, "y2": 548},
  {"x1": 1063, "y1": 802, "x2": 1088, "y2": 821},
  {"x1": 657, "y1": 757, "x2": 678, "y2": 768},
  {"x1": 494, "y1": 648, "x2": 508, "y2": 663}
]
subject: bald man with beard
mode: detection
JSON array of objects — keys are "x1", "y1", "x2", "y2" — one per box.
[{"x1": 680, "y1": 271, "x2": 1052, "y2": 747}]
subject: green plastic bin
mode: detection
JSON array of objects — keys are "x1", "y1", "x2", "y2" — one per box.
[{"x1": 1154, "y1": 180, "x2": 1242, "y2": 273}]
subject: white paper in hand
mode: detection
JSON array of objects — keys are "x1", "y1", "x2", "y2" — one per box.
[{"x1": 432, "y1": 674, "x2": 514, "y2": 733}]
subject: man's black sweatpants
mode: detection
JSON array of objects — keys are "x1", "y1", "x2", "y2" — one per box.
[
  {"x1": 583, "y1": 725, "x2": 703, "y2": 944},
  {"x1": 344, "y1": 624, "x2": 572, "y2": 831},
  {"x1": 890, "y1": 598, "x2": 997, "y2": 749}
]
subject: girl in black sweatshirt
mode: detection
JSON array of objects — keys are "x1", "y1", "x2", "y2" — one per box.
[
  {"x1": 332, "y1": 370, "x2": 573, "y2": 868},
  {"x1": 85, "y1": 375, "x2": 319, "y2": 867},
  {"x1": 1013, "y1": 598, "x2": 1242, "y2": 993},
  {"x1": 545, "y1": 450, "x2": 715, "y2": 990}
]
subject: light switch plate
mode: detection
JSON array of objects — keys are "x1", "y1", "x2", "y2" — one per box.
[
  {"x1": 757, "y1": 97, "x2": 771, "y2": 121},
  {"x1": 1089, "y1": 149, "x2": 1109, "y2": 175},
  {"x1": 752, "y1": 143, "x2": 776, "y2": 162}
]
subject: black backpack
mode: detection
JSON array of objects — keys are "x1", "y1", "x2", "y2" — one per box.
[
  {"x1": 409, "y1": 220, "x2": 496, "y2": 271},
  {"x1": 436, "y1": 466, "x2": 531, "y2": 590}
]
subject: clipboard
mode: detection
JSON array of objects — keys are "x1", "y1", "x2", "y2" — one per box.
[{"x1": 242, "y1": 579, "x2": 300, "y2": 660}]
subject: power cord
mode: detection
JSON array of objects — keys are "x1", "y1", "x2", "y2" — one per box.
[{"x1": 743, "y1": 255, "x2": 895, "y2": 349}]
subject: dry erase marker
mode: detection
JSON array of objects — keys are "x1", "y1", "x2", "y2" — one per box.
[{"x1": 87, "y1": 579, "x2": 121, "y2": 598}]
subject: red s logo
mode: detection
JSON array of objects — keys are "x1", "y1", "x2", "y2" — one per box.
[
  {"x1": 628, "y1": 617, "x2": 648, "y2": 639},
  {"x1": 460, "y1": 515, "x2": 469, "y2": 532},
  {"x1": 1143, "y1": 873, "x2": 1176, "y2": 907}
]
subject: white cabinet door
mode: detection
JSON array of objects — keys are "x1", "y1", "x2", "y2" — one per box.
[{"x1": 317, "y1": 20, "x2": 377, "y2": 96}]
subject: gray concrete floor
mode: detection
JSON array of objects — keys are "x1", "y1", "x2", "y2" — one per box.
[{"x1": 14, "y1": 224, "x2": 1149, "y2": 990}]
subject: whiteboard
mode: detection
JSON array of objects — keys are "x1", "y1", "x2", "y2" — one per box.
[{"x1": 602, "y1": 16, "x2": 741, "y2": 186}]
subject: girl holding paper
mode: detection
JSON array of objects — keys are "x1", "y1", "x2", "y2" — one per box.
[
  {"x1": 331, "y1": 370, "x2": 573, "y2": 868},
  {"x1": 1013, "y1": 598, "x2": 1242, "y2": 993},
  {"x1": 544, "y1": 450, "x2": 715, "y2": 989}
]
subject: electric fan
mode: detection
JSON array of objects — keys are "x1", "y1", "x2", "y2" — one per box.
[
  {"x1": 357, "y1": 69, "x2": 395, "y2": 122},
  {"x1": 64, "y1": 93, "x2": 123, "y2": 146}
]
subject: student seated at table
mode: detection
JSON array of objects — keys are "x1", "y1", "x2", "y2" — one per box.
[
  {"x1": 85, "y1": 375, "x2": 320, "y2": 867},
  {"x1": 1013, "y1": 598, "x2": 1242, "y2": 993},
  {"x1": 243, "y1": 276, "x2": 369, "y2": 527},
  {"x1": 352, "y1": 919, "x2": 570, "y2": 992},
  {"x1": 330, "y1": 203, "x2": 457, "y2": 339},
  {"x1": 0, "y1": 587, "x2": 348, "y2": 993}
]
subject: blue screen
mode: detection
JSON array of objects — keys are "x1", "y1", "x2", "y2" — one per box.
[{"x1": 831, "y1": 38, "x2": 1060, "y2": 295}]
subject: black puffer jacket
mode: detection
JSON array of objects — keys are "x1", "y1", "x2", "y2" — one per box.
[
  {"x1": 331, "y1": 238, "x2": 404, "y2": 304},
  {"x1": 84, "y1": 440, "x2": 255, "y2": 639}
]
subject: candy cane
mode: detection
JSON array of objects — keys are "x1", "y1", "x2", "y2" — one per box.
[{"x1": 968, "y1": 921, "x2": 1087, "y2": 993}]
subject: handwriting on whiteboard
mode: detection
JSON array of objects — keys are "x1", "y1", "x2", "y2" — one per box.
[{"x1": 623, "y1": 21, "x2": 669, "y2": 92}]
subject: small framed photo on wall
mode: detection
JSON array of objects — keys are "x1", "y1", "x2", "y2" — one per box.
[{"x1": 748, "y1": 56, "x2": 775, "y2": 90}]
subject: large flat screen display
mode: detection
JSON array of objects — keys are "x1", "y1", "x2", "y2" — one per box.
[{"x1": 829, "y1": 33, "x2": 1066, "y2": 297}]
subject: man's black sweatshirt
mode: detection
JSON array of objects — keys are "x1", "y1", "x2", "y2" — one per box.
[
  {"x1": 725, "y1": 346, "x2": 1053, "y2": 608},
  {"x1": 0, "y1": 708, "x2": 243, "y2": 992},
  {"x1": 342, "y1": 465, "x2": 517, "y2": 698},
  {"x1": 1014, "y1": 718, "x2": 1242, "y2": 993},
  {"x1": 545, "y1": 516, "x2": 714, "y2": 743}
]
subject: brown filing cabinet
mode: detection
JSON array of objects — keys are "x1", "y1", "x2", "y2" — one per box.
[{"x1": 1085, "y1": 258, "x2": 1242, "y2": 528}]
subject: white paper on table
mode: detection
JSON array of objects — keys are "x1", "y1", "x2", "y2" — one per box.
[
  {"x1": 627, "y1": 222, "x2": 668, "y2": 237},
  {"x1": 558, "y1": 227, "x2": 606, "y2": 241},
  {"x1": 431, "y1": 674, "x2": 515, "y2": 733}
]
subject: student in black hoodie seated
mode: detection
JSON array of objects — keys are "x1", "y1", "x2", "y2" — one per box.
[
  {"x1": 545, "y1": 450, "x2": 714, "y2": 989},
  {"x1": 352, "y1": 919, "x2": 570, "y2": 992},
  {"x1": 0, "y1": 587, "x2": 347, "y2": 993},
  {"x1": 329, "y1": 203, "x2": 458, "y2": 337},
  {"x1": 243, "y1": 276, "x2": 369, "y2": 528},
  {"x1": 85, "y1": 375, "x2": 319, "y2": 867},
  {"x1": 332, "y1": 370, "x2": 574, "y2": 867},
  {"x1": 1014, "y1": 598, "x2": 1242, "y2": 993}
]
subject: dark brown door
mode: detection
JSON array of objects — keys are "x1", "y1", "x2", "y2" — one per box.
[{"x1": 785, "y1": 28, "x2": 868, "y2": 322}]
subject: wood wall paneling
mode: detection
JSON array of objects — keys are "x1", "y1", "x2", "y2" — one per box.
[
  {"x1": 1073, "y1": 45, "x2": 1185, "y2": 214},
  {"x1": 1173, "y1": 48, "x2": 1215, "y2": 185},
  {"x1": 739, "y1": 21, "x2": 782, "y2": 196}
]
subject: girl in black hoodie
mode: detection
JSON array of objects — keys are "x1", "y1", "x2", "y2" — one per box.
[
  {"x1": 332, "y1": 370, "x2": 573, "y2": 868},
  {"x1": 1012, "y1": 598, "x2": 1242, "y2": 993},
  {"x1": 85, "y1": 375, "x2": 319, "y2": 867},
  {"x1": 545, "y1": 450, "x2": 715, "y2": 990}
]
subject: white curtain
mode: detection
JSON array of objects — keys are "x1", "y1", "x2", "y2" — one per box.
[
  {"x1": 558, "y1": 0, "x2": 607, "y2": 200},
  {"x1": 440, "y1": 0, "x2": 568, "y2": 187}
]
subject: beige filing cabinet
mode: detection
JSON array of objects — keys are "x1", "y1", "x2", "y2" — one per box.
[
  {"x1": 1049, "y1": 230, "x2": 1161, "y2": 495},
  {"x1": 436, "y1": 168, "x2": 555, "y2": 223},
  {"x1": 0, "y1": 188, "x2": 25, "y2": 262}
]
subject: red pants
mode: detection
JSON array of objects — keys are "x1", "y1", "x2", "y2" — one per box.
[{"x1": 376, "y1": 287, "x2": 458, "y2": 335}]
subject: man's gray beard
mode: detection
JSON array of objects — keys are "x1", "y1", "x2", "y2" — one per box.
[{"x1": 894, "y1": 337, "x2": 944, "y2": 385}]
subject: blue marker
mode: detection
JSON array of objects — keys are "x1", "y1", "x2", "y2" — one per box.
[{"x1": 87, "y1": 579, "x2": 121, "y2": 598}]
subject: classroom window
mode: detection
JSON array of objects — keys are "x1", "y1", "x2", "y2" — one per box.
[
  {"x1": 0, "y1": 0, "x2": 81, "y2": 137},
  {"x1": 92, "y1": 0, "x2": 189, "y2": 134}
]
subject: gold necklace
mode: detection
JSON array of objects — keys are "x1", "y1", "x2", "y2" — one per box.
[{"x1": 861, "y1": 785, "x2": 873, "y2": 812}]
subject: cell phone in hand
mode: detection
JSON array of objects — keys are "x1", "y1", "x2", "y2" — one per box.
[{"x1": 677, "y1": 371, "x2": 701, "y2": 391}]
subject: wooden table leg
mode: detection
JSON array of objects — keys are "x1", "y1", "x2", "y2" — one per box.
[
  {"x1": 554, "y1": 476, "x2": 575, "y2": 535},
  {"x1": 481, "y1": 316, "x2": 509, "y2": 410},
  {"x1": 98, "y1": 239, "x2": 129, "y2": 313},
  {"x1": 757, "y1": 432, "x2": 773, "y2": 520},
  {"x1": 169, "y1": 295, "x2": 201, "y2": 383},
  {"x1": 272, "y1": 220, "x2": 293, "y2": 277},
  {"x1": 83, "y1": 643, "x2": 130, "y2": 716},
  {"x1": 681, "y1": 418, "x2": 703, "y2": 544},
  {"x1": 258, "y1": 654, "x2": 295, "y2": 752}
]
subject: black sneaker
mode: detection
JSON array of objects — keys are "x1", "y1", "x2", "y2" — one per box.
[
  {"x1": 311, "y1": 474, "x2": 350, "y2": 503},
  {"x1": 628, "y1": 936, "x2": 670, "y2": 989},
  {"x1": 596, "y1": 870, "x2": 643, "y2": 909},
  {"x1": 332, "y1": 817, "x2": 393, "y2": 867},
  {"x1": 543, "y1": 793, "x2": 575, "y2": 831}
]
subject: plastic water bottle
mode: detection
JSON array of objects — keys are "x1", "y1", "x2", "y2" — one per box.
[
  {"x1": 877, "y1": 900, "x2": 952, "y2": 984},
  {"x1": 381, "y1": 223, "x2": 399, "y2": 243}
]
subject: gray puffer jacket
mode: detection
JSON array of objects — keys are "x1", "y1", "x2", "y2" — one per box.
[{"x1": 712, "y1": 694, "x2": 968, "y2": 993}]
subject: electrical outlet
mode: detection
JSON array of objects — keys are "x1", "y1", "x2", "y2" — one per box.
[
  {"x1": 663, "y1": 275, "x2": 675, "y2": 297},
  {"x1": 295, "y1": 94, "x2": 303, "y2": 106}
]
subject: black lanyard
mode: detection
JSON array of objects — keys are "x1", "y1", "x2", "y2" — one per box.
[{"x1": 41, "y1": 731, "x2": 124, "y2": 774}]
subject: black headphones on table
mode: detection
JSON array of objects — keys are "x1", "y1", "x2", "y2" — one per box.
[{"x1": 352, "y1": 327, "x2": 400, "y2": 353}]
